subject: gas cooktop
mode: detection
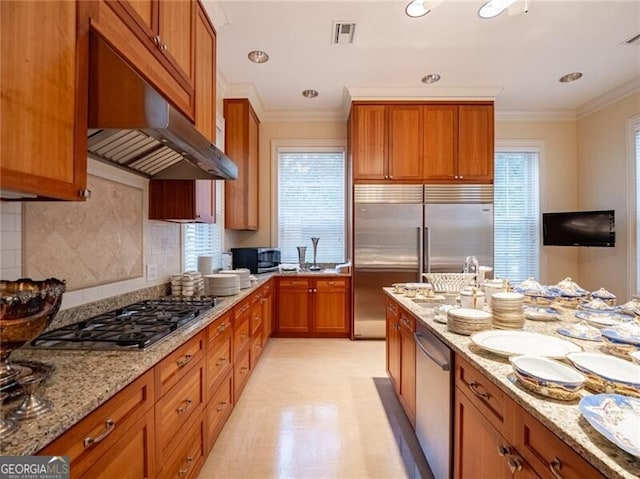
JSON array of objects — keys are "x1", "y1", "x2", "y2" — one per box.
[{"x1": 30, "y1": 298, "x2": 216, "y2": 350}]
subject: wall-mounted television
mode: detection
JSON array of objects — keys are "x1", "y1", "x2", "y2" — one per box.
[{"x1": 542, "y1": 210, "x2": 615, "y2": 247}]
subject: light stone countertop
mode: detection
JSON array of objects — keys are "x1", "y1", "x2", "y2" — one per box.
[
  {"x1": 0, "y1": 275, "x2": 277, "y2": 456},
  {"x1": 385, "y1": 288, "x2": 640, "y2": 479}
]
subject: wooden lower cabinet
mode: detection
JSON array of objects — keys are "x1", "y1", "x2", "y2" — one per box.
[
  {"x1": 386, "y1": 298, "x2": 401, "y2": 393},
  {"x1": 275, "y1": 276, "x2": 350, "y2": 337},
  {"x1": 234, "y1": 347, "x2": 251, "y2": 400},
  {"x1": 454, "y1": 386, "x2": 539, "y2": 479},
  {"x1": 206, "y1": 372, "x2": 233, "y2": 450},
  {"x1": 158, "y1": 412, "x2": 206, "y2": 479},
  {"x1": 39, "y1": 371, "x2": 155, "y2": 479},
  {"x1": 398, "y1": 310, "x2": 416, "y2": 426}
]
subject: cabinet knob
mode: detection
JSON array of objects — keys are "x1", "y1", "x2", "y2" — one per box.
[
  {"x1": 454, "y1": 175, "x2": 459, "y2": 179},
  {"x1": 459, "y1": 175, "x2": 464, "y2": 179},
  {"x1": 161, "y1": 43, "x2": 168, "y2": 51},
  {"x1": 152, "y1": 35, "x2": 161, "y2": 46}
]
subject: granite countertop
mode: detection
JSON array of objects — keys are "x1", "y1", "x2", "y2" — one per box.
[
  {"x1": 385, "y1": 288, "x2": 640, "y2": 479},
  {"x1": 0, "y1": 275, "x2": 278, "y2": 456}
]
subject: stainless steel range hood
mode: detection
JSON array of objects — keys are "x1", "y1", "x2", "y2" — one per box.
[{"x1": 87, "y1": 33, "x2": 237, "y2": 181}]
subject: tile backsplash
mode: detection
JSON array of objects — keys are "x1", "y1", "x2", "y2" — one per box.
[{"x1": 0, "y1": 201, "x2": 22, "y2": 280}]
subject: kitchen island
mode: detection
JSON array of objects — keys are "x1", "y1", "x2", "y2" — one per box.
[{"x1": 385, "y1": 288, "x2": 640, "y2": 479}]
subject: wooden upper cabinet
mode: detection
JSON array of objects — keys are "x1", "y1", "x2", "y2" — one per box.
[
  {"x1": 0, "y1": 1, "x2": 87, "y2": 200},
  {"x1": 458, "y1": 104, "x2": 494, "y2": 182},
  {"x1": 224, "y1": 99, "x2": 259, "y2": 230},
  {"x1": 194, "y1": 1, "x2": 216, "y2": 142},
  {"x1": 158, "y1": 0, "x2": 195, "y2": 83},
  {"x1": 388, "y1": 105, "x2": 422, "y2": 180},
  {"x1": 351, "y1": 104, "x2": 387, "y2": 180},
  {"x1": 422, "y1": 105, "x2": 458, "y2": 180},
  {"x1": 149, "y1": 179, "x2": 215, "y2": 223}
]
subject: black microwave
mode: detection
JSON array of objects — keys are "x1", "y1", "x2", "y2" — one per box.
[{"x1": 230, "y1": 248, "x2": 281, "y2": 274}]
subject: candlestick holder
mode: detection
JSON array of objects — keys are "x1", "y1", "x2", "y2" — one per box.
[{"x1": 309, "y1": 237, "x2": 321, "y2": 271}]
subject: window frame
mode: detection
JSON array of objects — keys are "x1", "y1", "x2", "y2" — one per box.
[
  {"x1": 494, "y1": 139, "x2": 547, "y2": 282},
  {"x1": 271, "y1": 139, "x2": 349, "y2": 262},
  {"x1": 627, "y1": 114, "x2": 640, "y2": 297}
]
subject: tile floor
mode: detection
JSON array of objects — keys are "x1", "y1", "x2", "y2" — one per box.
[{"x1": 198, "y1": 338, "x2": 433, "y2": 479}]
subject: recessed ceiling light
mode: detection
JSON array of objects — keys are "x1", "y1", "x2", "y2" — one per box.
[
  {"x1": 559, "y1": 72, "x2": 583, "y2": 83},
  {"x1": 302, "y1": 89, "x2": 319, "y2": 98},
  {"x1": 478, "y1": 0, "x2": 517, "y2": 19},
  {"x1": 248, "y1": 50, "x2": 269, "y2": 63},
  {"x1": 406, "y1": 0, "x2": 430, "y2": 18},
  {"x1": 422, "y1": 74, "x2": 441, "y2": 84}
]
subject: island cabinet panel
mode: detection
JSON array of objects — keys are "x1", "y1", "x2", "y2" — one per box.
[
  {"x1": 224, "y1": 98, "x2": 260, "y2": 230},
  {"x1": 0, "y1": 0, "x2": 88, "y2": 200},
  {"x1": 385, "y1": 298, "x2": 401, "y2": 394},
  {"x1": 398, "y1": 310, "x2": 416, "y2": 426},
  {"x1": 387, "y1": 105, "x2": 423, "y2": 180},
  {"x1": 38, "y1": 370, "x2": 155, "y2": 479},
  {"x1": 513, "y1": 407, "x2": 605, "y2": 479},
  {"x1": 350, "y1": 104, "x2": 387, "y2": 180}
]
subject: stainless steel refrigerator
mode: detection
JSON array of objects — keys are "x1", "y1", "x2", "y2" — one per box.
[{"x1": 353, "y1": 184, "x2": 494, "y2": 339}]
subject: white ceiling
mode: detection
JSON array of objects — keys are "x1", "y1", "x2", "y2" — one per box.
[{"x1": 205, "y1": 0, "x2": 640, "y2": 120}]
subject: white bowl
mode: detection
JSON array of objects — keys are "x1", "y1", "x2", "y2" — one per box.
[
  {"x1": 566, "y1": 352, "x2": 640, "y2": 397},
  {"x1": 510, "y1": 355, "x2": 586, "y2": 400}
]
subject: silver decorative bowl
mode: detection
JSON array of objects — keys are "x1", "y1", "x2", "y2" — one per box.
[{"x1": 0, "y1": 278, "x2": 65, "y2": 387}]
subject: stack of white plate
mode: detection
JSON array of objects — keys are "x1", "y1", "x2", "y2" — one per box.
[
  {"x1": 491, "y1": 292, "x2": 525, "y2": 329},
  {"x1": 204, "y1": 274, "x2": 241, "y2": 296},
  {"x1": 197, "y1": 255, "x2": 214, "y2": 275},
  {"x1": 447, "y1": 308, "x2": 492, "y2": 335},
  {"x1": 219, "y1": 268, "x2": 251, "y2": 289}
]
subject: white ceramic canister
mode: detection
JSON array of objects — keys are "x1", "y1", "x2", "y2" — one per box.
[{"x1": 460, "y1": 289, "x2": 485, "y2": 309}]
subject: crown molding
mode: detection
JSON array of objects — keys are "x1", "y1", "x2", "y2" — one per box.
[
  {"x1": 259, "y1": 110, "x2": 347, "y2": 122},
  {"x1": 203, "y1": 1, "x2": 228, "y2": 31},
  {"x1": 495, "y1": 110, "x2": 577, "y2": 121},
  {"x1": 223, "y1": 83, "x2": 267, "y2": 120},
  {"x1": 576, "y1": 77, "x2": 640, "y2": 119},
  {"x1": 345, "y1": 86, "x2": 502, "y2": 103}
]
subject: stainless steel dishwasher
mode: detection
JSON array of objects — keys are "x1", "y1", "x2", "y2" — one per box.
[{"x1": 415, "y1": 322, "x2": 453, "y2": 479}]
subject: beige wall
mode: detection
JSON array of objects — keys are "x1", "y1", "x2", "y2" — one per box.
[
  {"x1": 225, "y1": 119, "x2": 348, "y2": 248},
  {"x1": 577, "y1": 91, "x2": 640, "y2": 299}
]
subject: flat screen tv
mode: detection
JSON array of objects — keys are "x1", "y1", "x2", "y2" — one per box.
[{"x1": 542, "y1": 210, "x2": 615, "y2": 247}]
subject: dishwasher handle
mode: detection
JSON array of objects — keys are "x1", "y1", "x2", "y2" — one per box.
[{"x1": 415, "y1": 332, "x2": 451, "y2": 371}]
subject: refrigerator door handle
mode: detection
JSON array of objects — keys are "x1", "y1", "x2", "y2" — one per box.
[
  {"x1": 424, "y1": 226, "x2": 430, "y2": 274},
  {"x1": 418, "y1": 226, "x2": 424, "y2": 281}
]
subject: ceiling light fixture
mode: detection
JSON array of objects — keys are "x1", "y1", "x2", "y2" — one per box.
[
  {"x1": 478, "y1": 0, "x2": 517, "y2": 19},
  {"x1": 302, "y1": 89, "x2": 319, "y2": 98},
  {"x1": 405, "y1": 0, "x2": 430, "y2": 18},
  {"x1": 422, "y1": 73, "x2": 441, "y2": 84},
  {"x1": 558, "y1": 72, "x2": 583, "y2": 83},
  {"x1": 247, "y1": 50, "x2": 269, "y2": 63}
]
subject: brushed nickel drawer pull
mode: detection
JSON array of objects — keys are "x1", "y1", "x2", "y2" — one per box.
[
  {"x1": 468, "y1": 381, "x2": 490, "y2": 400},
  {"x1": 507, "y1": 455, "x2": 523, "y2": 474},
  {"x1": 549, "y1": 457, "x2": 564, "y2": 479},
  {"x1": 240, "y1": 366, "x2": 248, "y2": 373},
  {"x1": 84, "y1": 419, "x2": 115, "y2": 448},
  {"x1": 217, "y1": 322, "x2": 228, "y2": 333},
  {"x1": 176, "y1": 354, "x2": 193, "y2": 368},
  {"x1": 178, "y1": 457, "x2": 194, "y2": 477},
  {"x1": 216, "y1": 401, "x2": 228, "y2": 412},
  {"x1": 176, "y1": 398, "x2": 193, "y2": 415}
]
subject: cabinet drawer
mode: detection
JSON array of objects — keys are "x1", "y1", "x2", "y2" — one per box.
[
  {"x1": 39, "y1": 371, "x2": 154, "y2": 476},
  {"x1": 155, "y1": 332, "x2": 205, "y2": 398},
  {"x1": 455, "y1": 355, "x2": 512, "y2": 437},
  {"x1": 233, "y1": 348, "x2": 251, "y2": 401},
  {"x1": 206, "y1": 372, "x2": 233, "y2": 450},
  {"x1": 250, "y1": 331, "x2": 264, "y2": 369},
  {"x1": 514, "y1": 407, "x2": 605, "y2": 479},
  {"x1": 206, "y1": 325, "x2": 232, "y2": 398},
  {"x1": 208, "y1": 312, "x2": 232, "y2": 345},
  {"x1": 399, "y1": 309, "x2": 415, "y2": 333},
  {"x1": 234, "y1": 312, "x2": 250, "y2": 361},
  {"x1": 315, "y1": 277, "x2": 347, "y2": 292},
  {"x1": 250, "y1": 302, "x2": 263, "y2": 336},
  {"x1": 159, "y1": 412, "x2": 206, "y2": 479},
  {"x1": 261, "y1": 281, "x2": 273, "y2": 296},
  {"x1": 279, "y1": 278, "x2": 310, "y2": 290},
  {"x1": 155, "y1": 360, "x2": 205, "y2": 456}
]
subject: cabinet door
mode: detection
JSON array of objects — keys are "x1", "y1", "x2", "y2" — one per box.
[
  {"x1": 1, "y1": 1, "x2": 87, "y2": 200},
  {"x1": 457, "y1": 104, "x2": 494, "y2": 182},
  {"x1": 148, "y1": 180, "x2": 214, "y2": 223},
  {"x1": 399, "y1": 314, "x2": 416, "y2": 426},
  {"x1": 386, "y1": 299, "x2": 401, "y2": 394},
  {"x1": 261, "y1": 281, "x2": 274, "y2": 339},
  {"x1": 422, "y1": 105, "x2": 458, "y2": 181},
  {"x1": 351, "y1": 105, "x2": 387, "y2": 180},
  {"x1": 195, "y1": 180, "x2": 216, "y2": 223},
  {"x1": 455, "y1": 388, "x2": 534, "y2": 479},
  {"x1": 312, "y1": 278, "x2": 349, "y2": 335},
  {"x1": 158, "y1": 0, "x2": 194, "y2": 85},
  {"x1": 194, "y1": 2, "x2": 216, "y2": 142},
  {"x1": 247, "y1": 109, "x2": 260, "y2": 229},
  {"x1": 387, "y1": 105, "x2": 422, "y2": 180},
  {"x1": 276, "y1": 279, "x2": 310, "y2": 334}
]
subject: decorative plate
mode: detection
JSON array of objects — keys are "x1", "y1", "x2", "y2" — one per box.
[
  {"x1": 579, "y1": 394, "x2": 640, "y2": 457},
  {"x1": 566, "y1": 352, "x2": 640, "y2": 397},
  {"x1": 557, "y1": 323, "x2": 602, "y2": 342},
  {"x1": 601, "y1": 323, "x2": 640, "y2": 347},
  {"x1": 574, "y1": 311, "x2": 627, "y2": 327},
  {"x1": 510, "y1": 355, "x2": 586, "y2": 401},
  {"x1": 470, "y1": 330, "x2": 583, "y2": 359},
  {"x1": 524, "y1": 307, "x2": 561, "y2": 321}
]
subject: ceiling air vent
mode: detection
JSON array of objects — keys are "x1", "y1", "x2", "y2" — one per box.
[
  {"x1": 622, "y1": 32, "x2": 640, "y2": 46},
  {"x1": 332, "y1": 22, "x2": 356, "y2": 44}
]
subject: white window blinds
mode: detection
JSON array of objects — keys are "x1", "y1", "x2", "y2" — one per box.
[
  {"x1": 182, "y1": 182, "x2": 223, "y2": 272},
  {"x1": 494, "y1": 151, "x2": 540, "y2": 283},
  {"x1": 277, "y1": 150, "x2": 346, "y2": 263}
]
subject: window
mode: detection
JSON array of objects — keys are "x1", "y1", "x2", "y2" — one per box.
[
  {"x1": 494, "y1": 149, "x2": 540, "y2": 283},
  {"x1": 277, "y1": 148, "x2": 346, "y2": 263},
  {"x1": 182, "y1": 182, "x2": 223, "y2": 272}
]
